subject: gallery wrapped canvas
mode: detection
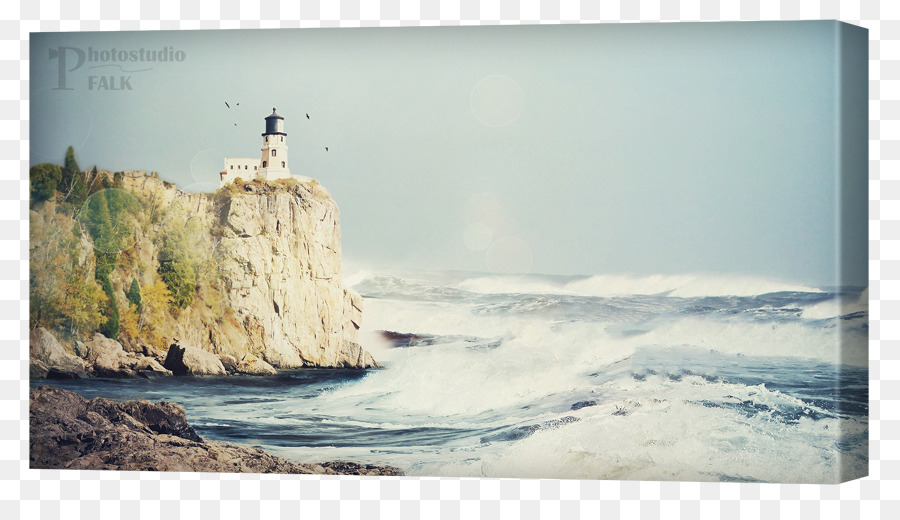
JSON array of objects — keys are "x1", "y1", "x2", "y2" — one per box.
[{"x1": 29, "y1": 20, "x2": 867, "y2": 483}]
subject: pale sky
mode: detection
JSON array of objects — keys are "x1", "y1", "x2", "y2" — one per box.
[{"x1": 30, "y1": 21, "x2": 868, "y2": 287}]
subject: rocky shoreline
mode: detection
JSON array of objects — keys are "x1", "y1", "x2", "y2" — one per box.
[
  {"x1": 30, "y1": 385, "x2": 402, "y2": 476},
  {"x1": 30, "y1": 327, "x2": 299, "y2": 379}
]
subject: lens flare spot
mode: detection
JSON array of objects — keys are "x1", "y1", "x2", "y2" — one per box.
[{"x1": 470, "y1": 75, "x2": 525, "y2": 127}]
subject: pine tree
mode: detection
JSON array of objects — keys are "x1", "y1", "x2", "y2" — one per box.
[
  {"x1": 30, "y1": 163, "x2": 62, "y2": 205},
  {"x1": 60, "y1": 146, "x2": 87, "y2": 207},
  {"x1": 63, "y1": 146, "x2": 80, "y2": 177},
  {"x1": 158, "y1": 222, "x2": 196, "y2": 308},
  {"x1": 82, "y1": 188, "x2": 120, "y2": 280},
  {"x1": 97, "y1": 274, "x2": 119, "y2": 339},
  {"x1": 81, "y1": 184, "x2": 138, "y2": 258},
  {"x1": 126, "y1": 278, "x2": 142, "y2": 312}
]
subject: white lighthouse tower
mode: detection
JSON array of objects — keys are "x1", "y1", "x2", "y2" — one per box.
[
  {"x1": 221, "y1": 107, "x2": 306, "y2": 187},
  {"x1": 257, "y1": 107, "x2": 291, "y2": 181}
]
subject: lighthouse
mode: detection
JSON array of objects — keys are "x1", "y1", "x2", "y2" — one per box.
[
  {"x1": 257, "y1": 108, "x2": 291, "y2": 181},
  {"x1": 220, "y1": 107, "x2": 295, "y2": 187}
]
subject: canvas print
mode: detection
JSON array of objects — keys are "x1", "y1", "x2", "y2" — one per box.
[{"x1": 28, "y1": 21, "x2": 868, "y2": 483}]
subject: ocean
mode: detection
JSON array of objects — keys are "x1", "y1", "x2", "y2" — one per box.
[{"x1": 34, "y1": 270, "x2": 869, "y2": 483}]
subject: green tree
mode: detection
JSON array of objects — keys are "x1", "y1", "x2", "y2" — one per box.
[
  {"x1": 95, "y1": 252, "x2": 118, "y2": 280},
  {"x1": 60, "y1": 146, "x2": 87, "y2": 207},
  {"x1": 82, "y1": 188, "x2": 112, "y2": 252},
  {"x1": 83, "y1": 187, "x2": 118, "y2": 280},
  {"x1": 63, "y1": 146, "x2": 80, "y2": 177},
  {"x1": 158, "y1": 251, "x2": 196, "y2": 308},
  {"x1": 30, "y1": 163, "x2": 62, "y2": 205},
  {"x1": 126, "y1": 278, "x2": 142, "y2": 311},
  {"x1": 80, "y1": 187, "x2": 140, "y2": 259},
  {"x1": 63, "y1": 268, "x2": 108, "y2": 335},
  {"x1": 85, "y1": 166, "x2": 104, "y2": 196},
  {"x1": 158, "y1": 220, "x2": 197, "y2": 309},
  {"x1": 97, "y1": 274, "x2": 119, "y2": 339},
  {"x1": 79, "y1": 188, "x2": 136, "y2": 281}
]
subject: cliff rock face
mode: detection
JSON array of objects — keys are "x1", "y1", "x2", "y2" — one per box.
[
  {"x1": 116, "y1": 174, "x2": 375, "y2": 369},
  {"x1": 218, "y1": 183, "x2": 372, "y2": 368}
]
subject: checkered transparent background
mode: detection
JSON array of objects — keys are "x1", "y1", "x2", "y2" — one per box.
[{"x1": 1, "y1": 1, "x2": 896, "y2": 519}]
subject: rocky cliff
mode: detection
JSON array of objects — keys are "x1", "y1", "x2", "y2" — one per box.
[
  {"x1": 216, "y1": 180, "x2": 371, "y2": 368},
  {"x1": 126, "y1": 174, "x2": 374, "y2": 369},
  {"x1": 32, "y1": 172, "x2": 375, "y2": 374}
]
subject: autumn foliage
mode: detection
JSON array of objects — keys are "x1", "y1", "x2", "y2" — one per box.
[{"x1": 29, "y1": 148, "x2": 224, "y2": 349}]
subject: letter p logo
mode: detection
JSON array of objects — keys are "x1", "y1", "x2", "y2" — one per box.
[{"x1": 49, "y1": 46, "x2": 85, "y2": 90}]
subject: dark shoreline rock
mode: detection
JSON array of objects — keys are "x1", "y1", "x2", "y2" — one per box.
[
  {"x1": 163, "y1": 341, "x2": 227, "y2": 376},
  {"x1": 30, "y1": 385, "x2": 402, "y2": 476}
]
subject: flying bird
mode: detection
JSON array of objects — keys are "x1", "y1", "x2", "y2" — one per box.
[
  {"x1": 306, "y1": 113, "x2": 310, "y2": 119},
  {"x1": 225, "y1": 102, "x2": 230, "y2": 108},
  {"x1": 325, "y1": 147, "x2": 328, "y2": 151}
]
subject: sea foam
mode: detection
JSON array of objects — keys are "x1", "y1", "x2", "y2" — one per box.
[{"x1": 456, "y1": 272, "x2": 823, "y2": 298}]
